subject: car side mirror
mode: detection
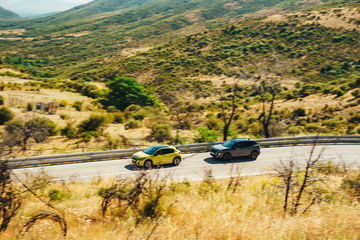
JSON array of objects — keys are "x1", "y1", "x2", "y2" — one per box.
[{"x1": 153, "y1": 152, "x2": 159, "y2": 156}]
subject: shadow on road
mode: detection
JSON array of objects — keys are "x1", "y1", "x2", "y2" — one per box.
[
  {"x1": 124, "y1": 163, "x2": 178, "y2": 171},
  {"x1": 204, "y1": 157, "x2": 256, "y2": 164}
]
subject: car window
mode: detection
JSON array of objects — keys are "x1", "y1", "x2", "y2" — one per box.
[
  {"x1": 163, "y1": 148, "x2": 175, "y2": 154},
  {"x1": 235, "y1": 142, "x2": 246, "y2": 148},
  {"x1": 249, "y1": 141, "x2": 257, "y2": 146},
  {"x1": 155, "y1": 148, "x2": 174, "y2": 155}
]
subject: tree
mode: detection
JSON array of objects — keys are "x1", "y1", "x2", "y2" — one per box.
[
  {"x1": 5, "y1": 118, "x2": 57, "y2": 150},
  {"x1": 218, "y1": 83, "x2": 241, "y2": 141},
  {"x1": 0, "y1": 107, "x2": 14, "y2": 125},
  {"x1": 276, "y1": 141, "x2": 324, "y2": 216},
  {"x1": 0, "y1": 161, "x2": 21, "y2": 232},
  {"x1": 256, "y1": 80, "x2": 282, "y2": 138},
  {"x1": 105, "y1": 76, "x2": 157, "y2": 111}
]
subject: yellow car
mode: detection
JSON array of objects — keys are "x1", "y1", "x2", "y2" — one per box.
[{"x1": 132, "y1": 145, "x2": 182, "y2": 169}]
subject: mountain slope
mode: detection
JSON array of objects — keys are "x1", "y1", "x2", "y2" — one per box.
[
  {"x1": 34, "y1": 0, "x2": 152, "y2": 25},
  {"x1": 0, "y1": 0, "x2": 358, "y2": 82},
  {"x1": 0, "y1": 6, "x2": 19, "y2": 19}
]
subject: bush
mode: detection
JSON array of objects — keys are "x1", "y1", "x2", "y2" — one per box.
[
  {"x1": 194, "y1": 127, "x2": 218, "y2": 143},
  {"x1": 292, "y1": 108, "x2": 306, "y2": 118},
  {"x1": 125, "y1": 119, "x2": 141, "y2": 129},
  {"x1": 61, "y1": 124, "x2": 77, "y2": 139},
  {"x1": 205, "y1": 118, "x2": 221, "y2": 130},
  {"x1": 73, "y1": 101, "x2": 83, "y2": 111},
  {"x1": 79, "y1": 131, "x2": 100, "y2": 142},
  {"x1": 58, "y1": 99, "x2": 69, "y2": 108},
  {"x1": 112, "y1": 112, "x2": 125, "y2": 124},
  {"x1": 0, "y1": 107, "x2": 14, "y2": 125},
  {"x1": 287, "y1": 126, "x2": 302, "y2": 135},
  {"x1": 151, "y1": 123, "x2": 172, "y2": 142},
  {"x1": 78, "y1": 115, "x2": 109, "y2": 132},
  {"x1": 0, "y1": 95, "x2": 4, "y2": 105},
  {"x1": 48, "y1": 189, "x2": 70, "y2": 201},
  {"x1": 306, "y1": 123, "x2": 321, "y2": 132},
  {"x1": 341, "y1": 173, "x2": 360, "y2": 199},
  {"x1": 26, "y1": 103, "x2": 33, "y2": 111}
]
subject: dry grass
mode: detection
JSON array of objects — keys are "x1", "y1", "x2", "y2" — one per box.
[
  {"x1": 1, "y1": 172, "x2": 359, "y2": 240},
  {"x1": 265, "y1": 7, "x2": 360, "y2": 31}
]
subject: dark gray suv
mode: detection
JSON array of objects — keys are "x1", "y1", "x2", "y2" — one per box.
[{"x1": 210, "y1": 139, "x2": 260, "y2": 160}]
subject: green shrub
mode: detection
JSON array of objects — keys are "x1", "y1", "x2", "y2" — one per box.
[
  {"x1": 73, "y1": 101, "x2": 83, "y2": 111},
  {"x1": 79, "y1": 131, "x2": 100, "y2": 142},
  {"x1": 287, "y1": 126, "x2": 302, "y2": 135},
  {"x1": 0, "y1": 107, "x2": 14, "y2": 125},
  {"x1": 306, "y1": 123, "x2": 321, "y2": 132},
  {"x1": 26, "y1": 103, "x2": 33, "y2": 111},
  {"x1": 205, "y1": 118, "x2": 221, "y2": 130},
  {"x1": 112, "y1": 112, "x2": 125, "y2": 124},
  {"x1": 341, "y1": 173, "x2": 360, "y2": 199},
  {"x1": 292, "y1": 108, "x2": 306, "y2": 118},
  {"x1": 78, "y1": 115, "x2": 109, "y2": 132},
  {"x1": 151, "y1": 123, "x2": 172, "y2": 142},
  {"x1": 125, "y1": 119, "x2": 141, "y2": 129},
  {"x1": 194, "y1": 127, "x2": 218, "y2": 143},
  {"x1": 61, "y1": 124, "x2": 78, "y2": 139},
  {"x1": 48, "y1": 189, "x2": 70, "y2": 201},
  {"x1": 0, "y1": 95, "x2": 4, "y2": 105}
]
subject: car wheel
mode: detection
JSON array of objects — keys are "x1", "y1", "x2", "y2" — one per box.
[
  {"x1": 223, "y1": 152, "x2": 232, "y2": 161},
  {"x1": 172, "y1": 157, "x2": 181, "y2": 166},
  {"x1": 144, "y1": 160, "x2": 153, "y2": 170},
  {"x1": 250, "y1": 151, "x2": 259, "y2": 160}
]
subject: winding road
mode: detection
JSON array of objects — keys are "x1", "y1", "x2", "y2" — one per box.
[{"x1": 14, "y1": 145, "x2": 360, "y2": 182}]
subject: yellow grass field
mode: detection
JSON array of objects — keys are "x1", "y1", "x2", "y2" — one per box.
[{"x1": 1, "y1": 169, "x2": 359, "y2": 240}]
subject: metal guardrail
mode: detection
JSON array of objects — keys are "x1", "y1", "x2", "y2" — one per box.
[{"x1": 5, "y1": 135, "x2": 360, "y2": 168}]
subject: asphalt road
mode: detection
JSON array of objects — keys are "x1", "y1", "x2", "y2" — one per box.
[{"x1": 13, "y1": 145, "x2": 360, "y2": 182}]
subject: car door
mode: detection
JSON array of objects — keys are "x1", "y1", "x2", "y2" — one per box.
[
  {"x1": 243, "y1": 141, "x2": 256, "y2": 155},
  {"x1": 162, "y1": 148, "x2": 175, "y2": 164},
  {"x1": 232, "y1": 142, "x2": 247, "y2": 157},
  {"x1": 153, "y1": 149, "x2": 167, "y2": 165}
]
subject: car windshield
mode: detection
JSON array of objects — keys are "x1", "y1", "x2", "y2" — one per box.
[
  {"x1": 143, "y1": 146, "x2": 165, "y2": 155},
  {"x1": 222, "y1": 140, "x2": 237, "y2": 148}
]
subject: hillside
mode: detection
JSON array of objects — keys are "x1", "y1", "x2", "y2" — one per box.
[
  {"x1": 0, "y1": 6, "x2": 19, "y2": 19},
  {"x1": 0, "y1": 0, "x2": 350, "y2": 80}
]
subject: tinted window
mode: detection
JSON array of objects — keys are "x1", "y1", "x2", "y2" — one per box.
[
  {"x1": 144, "y1": 145, "x2": 167, "y2": 155},
  {"x1": 156, "y1": 148, "x2": 174, "y2": 155},
  {"x1": 235, "y1": 142, "x2": 247, "y2": 148},
  {"x1": 163, "y1": 148, "x2": 175, "y2": 154}
]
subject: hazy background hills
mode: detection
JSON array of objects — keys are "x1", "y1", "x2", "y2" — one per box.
[{"x1": 0, "y1": 6, "x2": 18, "y2": 19}]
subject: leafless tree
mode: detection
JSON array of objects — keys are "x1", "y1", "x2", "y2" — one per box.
[
  {"x1": 276, "y1": 141, "x2": 325, "y2": 216},
  {"x1": 256, "y1": 79, "x2": 282, "y2": 138},
  {"x1": 218, "y1": 83, "x2": 241, "y2": 141},
  {"x1": 0, "y1": 160, "x2": 21, "y2": 232}
]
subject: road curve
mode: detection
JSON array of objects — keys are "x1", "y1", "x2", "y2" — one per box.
[{"x1": 14, "y1": 145, "x2": 360, "y2": 182}]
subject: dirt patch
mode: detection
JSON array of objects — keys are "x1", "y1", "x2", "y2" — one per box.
[
  {"x1": 223, "y1": 2, "x2": 242, "y2": 10},
  {"x1": 0, "y1": 37, "x2": 33, "y2": 41},
  {"x1": 121, "y1": 47, "x2": 153, "y2": 57},
  {"x1": 184, "y1": 10, "x2": 204, "y2": 23},
  {"x1": 245, "y1": 7, "x2": 284, "y2": 18},
  {"x1": 0, "y1": 76, "x2": 30, "y2": 83},
  {"x1": 65, "y1": 31, "x2": 91, "y2": 37},
  {"x1": 264, "y1": 7, "x2": 360, "y2": 31},
  {"x1": 0, "y1": 29, "x2": 26, "y2": 35}
]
